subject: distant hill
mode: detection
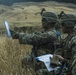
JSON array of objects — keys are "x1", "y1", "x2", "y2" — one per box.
[{"x1": 0, "y1": 0, "x2": 76, "y2": 6}]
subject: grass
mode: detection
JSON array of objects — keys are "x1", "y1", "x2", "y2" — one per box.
[{"x1": 0, "y1": 36, "x2": 32, "y2": 75}]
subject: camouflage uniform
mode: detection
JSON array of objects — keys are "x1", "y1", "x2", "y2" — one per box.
[
  {"x1": 69, "y1": 36, "x2": 76, "y2": 75},
  {"x1": 60, "y1": 34, "x2": 76, "y2": 75},
  {"x1": 54, "y1": 19, "x2": 76, "y2": 75},
  {"x1": 19, "y1": 29, "x2": 59, "y2": 52}
]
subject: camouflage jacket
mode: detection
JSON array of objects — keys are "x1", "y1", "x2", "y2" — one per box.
[
  {"x1": 68, "y1": 35, "x2": 76, "y2": 74},
  {"x1": 19, "y1": 29, "x2": 57, "y2": 45},
  {"x1": 19, "y1": 29, "x2": 61, "y2": 55},
  {"x1": 69, "y1": 35, "x2": 76, "y2": 55},
  {"x1": 63, "y1": 34, "x2": 76, "y2": 59},
  {"x1": 54, "y1": 34, "x2": 76, "y2": 75},
  {"x1": 54, "y1": 34, "x2": 76, "y2": 63}
]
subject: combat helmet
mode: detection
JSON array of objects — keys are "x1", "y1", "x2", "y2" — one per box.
[
  {"x1": 41, "y1": 11, "x2": 58, "y2": 23},
  {"x1": 61, "y1": 20, "x2": 75, "y2": 28},
  {"x1": 59, "y1": 11, "x2": 76, "y2": 27},
  {"x1": 59, "y1": 11, "x2": 76, "y2": 20}
]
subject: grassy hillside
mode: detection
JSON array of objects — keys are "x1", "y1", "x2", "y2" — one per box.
[{"x1": 0, "y1": 37, "x2": 33, "y2": 75}]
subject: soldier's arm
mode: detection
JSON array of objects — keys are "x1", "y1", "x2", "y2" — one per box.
[{"x1": 19, "y1": 30, "x2": 57, "y2": 45}]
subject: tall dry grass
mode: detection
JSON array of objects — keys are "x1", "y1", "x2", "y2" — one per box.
[{"x1": 0, "y1": 36, "x2": 32, "y2": 75}]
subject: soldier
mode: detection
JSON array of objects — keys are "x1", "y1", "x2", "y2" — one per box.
[
  {"x1": 10, "y1": 12, "x2": 61, "y2": 72},
  {"x1": 53, "y1": 20, "x2": 76, "y2": 75}
]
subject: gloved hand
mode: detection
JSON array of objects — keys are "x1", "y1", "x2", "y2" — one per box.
[{"x1": 10, "y1": 29, "x2": 19, "y2": 39}]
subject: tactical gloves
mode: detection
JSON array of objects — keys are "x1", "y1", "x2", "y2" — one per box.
[{"x1": 10, "y1": 29, "x2": 19, "y2": 39}]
